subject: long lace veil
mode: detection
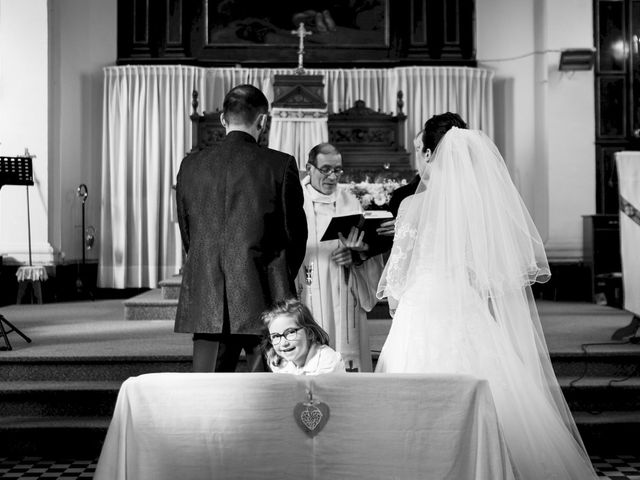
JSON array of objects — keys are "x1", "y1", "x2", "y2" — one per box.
[{"x1": 378, "y1": 128, "x2": 588, "y2": 454}]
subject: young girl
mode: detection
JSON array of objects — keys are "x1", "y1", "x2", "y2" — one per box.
[{"x1": 261, "y1": 298, "x2": 346, "y2": 375}]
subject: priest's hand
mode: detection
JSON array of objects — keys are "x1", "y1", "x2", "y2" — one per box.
[
  {"x1": 376, "y1": 219, "x2": 396, "y2": 237},
  {"x1": 331, "y1": 245, "x2": 353, "y2": 266},
  {"x1": 338, "y1": 227, "x2": 370, "y2": 252}
]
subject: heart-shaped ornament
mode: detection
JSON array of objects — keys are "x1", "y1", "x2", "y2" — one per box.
[{"x1": 293, "y1": 401, "x2": 330, "y2": 437}]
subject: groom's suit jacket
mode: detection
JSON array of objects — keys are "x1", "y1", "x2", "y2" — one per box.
[{"x1": 175, "y1": 131, "x2": 307, "y2": 335}]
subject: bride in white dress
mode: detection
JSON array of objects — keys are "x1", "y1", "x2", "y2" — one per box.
[{"x1": 376, "y1": 117, "x2": 598, "y2": 480}]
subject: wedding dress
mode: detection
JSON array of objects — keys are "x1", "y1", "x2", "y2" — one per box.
[{"x1": 376, "y1": 128, "x2": 598, "y2": 480}]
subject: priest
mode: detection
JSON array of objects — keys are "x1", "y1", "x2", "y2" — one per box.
[{"x1": 297, "y1": 143, "x2": 384, "y2": 372}]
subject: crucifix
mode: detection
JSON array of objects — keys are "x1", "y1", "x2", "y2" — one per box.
[{"x1": 291, "y1": 22, "x2": 312, "y2": 74}]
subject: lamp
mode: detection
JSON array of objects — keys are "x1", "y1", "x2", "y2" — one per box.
[{"x1": 558, "y1": 48, "x2": 595, "y2": 71}]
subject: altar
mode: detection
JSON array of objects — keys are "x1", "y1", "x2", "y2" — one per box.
[
  {"x1": 99, "y1": 65, "x2": 494, "y2": 289},
  {"x1": 94, "y1": 372, "x2": 515, "y2": 480}
]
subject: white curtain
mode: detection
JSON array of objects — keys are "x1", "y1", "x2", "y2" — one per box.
[
  {"x1": 268, "y1": 108, "x2": 329, "y2": 169},
  {"x1": 100, "y1": 65, "x2": 493, "y2": 288}
]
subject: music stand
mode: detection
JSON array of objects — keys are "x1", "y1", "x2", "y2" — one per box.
[{"x1": 0, "y1": 155, "x2": 34, "y2": 350}]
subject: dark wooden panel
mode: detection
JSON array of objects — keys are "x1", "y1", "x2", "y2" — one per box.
[
  {"x1": 594, "y1": 0, "x2": 640, "y2": 216},
  {"x1": 118, "y1": 0, "x2": 190, "y2": 61},
  {"x1": 410, "y1": 0, "x2": 427, "y2": 45},
  {"x1": 413, "y1": 0, "x2": 474, "y2": 61},
  {"x1": 597, "y1": 0, "x2": 626, "y2": 73},
  {"x1": 118, "y1": 0, "x2": 476, "y2": 66},
  {"x1": 134, "y1": 0, "x2": 149, "y2": 44},
  {"x1": 163, "y1": 0, "x2": 188, "y2": 57},
  {"x1": 597, "y1": 76, "x2": 627, "y2": 137},
  {"x1": 583, "y1": 214, "x2": 622, "y2": 306},
  {"x1": 118, "y1": 0, "x2": 153, "y2": 58},
  {"x1": 595, "y1": 145, "x2": 624, "y2": 213}
]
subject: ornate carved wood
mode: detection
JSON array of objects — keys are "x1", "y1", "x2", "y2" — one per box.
[
  {"x1": 328, "y1": 94, "x2": 412, "y2": 177},
  {"x1": 272, "y1": 74, "x2": 327, "y2": 109},
  {"x1": 189, "y1": 90, "x2": 414, "y2": 181},
  {"x1": 117, "y1": 0, "x2": 476, "y2": 67}
]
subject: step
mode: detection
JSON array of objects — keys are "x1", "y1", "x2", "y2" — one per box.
[
  {"x1": 551, "y1": 351, "x2": 640, "y2": 378},
  {"x1": 0, "y1": 381, "x2": 121, "y2": 417},
  {"x1": 559, "y1": 377, "x2": 640, "y2": 412},
  {"x1": 159, "y1": 275, "x2": 182, "y2": 300},
  {"x1": 574, "y1": 410, "x2": 640, "y2": 455},
  {"x1": 0, "y1": 357, "x2": 191, "y2": 382},
  {"x1": 0, "y1": 416, "x2": 110, "y2": 457},
  {"x1": 125, "y1": 288, "x2": 391, "y2": 321},
  {"x1": 123, "y1": 289, "x2": 177, "y2": 320}
]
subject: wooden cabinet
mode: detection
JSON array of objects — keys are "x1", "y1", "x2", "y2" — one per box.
[
  {"x1": 328, "y1": 99, "x2": 412, "y2": 180},
  {"x1": 406, "y1": 0, "x2": 475, "y2": 62},
  {"x1": 583, "y1": 214, "x2": 622, "y2": 306},
  {"x1": 118, "y1": 0, "x2": 475, "y2": 67},
  {"x1": 188, "y1": 92, "x2": 412, "y2": 180},
  {"x1": 594, "y1": 0, "x2": 640, "y2": 213},
  {"x1": 117, "y1": 0, "x2": 190, "y2": 61}
]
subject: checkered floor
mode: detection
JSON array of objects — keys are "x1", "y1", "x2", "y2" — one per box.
[
  {"x1": 0, "y1": 458, "x2": 96, "y2": 479},
  {"x1": 0, "y1": 455, "x2": 638, "y2": 479},
  {"x1": 592, "y1": 455, "x2": 640, "y2": 480}
]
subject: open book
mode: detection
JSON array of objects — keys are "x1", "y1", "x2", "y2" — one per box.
[{"x1": 320, "y1": 210, "x2": 394, "y2": 243}]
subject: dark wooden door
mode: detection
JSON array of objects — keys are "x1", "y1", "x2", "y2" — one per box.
[{"x1": 595, "y1": 0, "x2": 640, "y2": 213}]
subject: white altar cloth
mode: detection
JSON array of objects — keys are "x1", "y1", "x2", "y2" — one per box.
[
  {"x1": 94, "y1": 372, "x2": 515, "y2": 480},
  {"x1": 616, "y1": 152, "x2": 640, "y2": 315}
]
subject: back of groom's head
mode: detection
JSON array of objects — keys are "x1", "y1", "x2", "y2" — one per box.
[{"x1": 223, "y1": 84, "x2": 269, "y2": 127}]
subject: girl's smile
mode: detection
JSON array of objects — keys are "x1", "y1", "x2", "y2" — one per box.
[{"x1": 269, "y1": 314, "x2": 310, "y2": 367}]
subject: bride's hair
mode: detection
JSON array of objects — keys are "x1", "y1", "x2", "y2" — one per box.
[{"x1": 421, "y1": 112, "x2": 467, "y2": 154}]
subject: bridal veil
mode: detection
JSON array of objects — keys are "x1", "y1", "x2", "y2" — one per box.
[{"x1": 377, "y1": 128, "x2": 595, "y2": 475}]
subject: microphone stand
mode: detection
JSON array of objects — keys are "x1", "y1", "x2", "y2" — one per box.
[{"x1": 76, "y1": 184, "x2": 94, "y2": 300}]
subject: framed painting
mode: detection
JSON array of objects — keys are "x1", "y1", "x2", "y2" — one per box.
[
  {"x1": 203, "y1": 0, "x2": 388, "y2": 47},
  {"x1": 190, "y1": 0, "x2": 399, "y2": 65}
]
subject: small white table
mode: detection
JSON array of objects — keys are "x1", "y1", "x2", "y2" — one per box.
[
  {"x1": 15, "y1": 265, "x2": 47, "y2": 304},
  {"x1": 95, "y1": 372, "x2": 515, "y2": 480}
]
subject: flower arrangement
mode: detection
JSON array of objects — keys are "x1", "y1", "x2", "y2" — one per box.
[{"x1": 346, "y1": 177, "x2": 407, "y2": 210}]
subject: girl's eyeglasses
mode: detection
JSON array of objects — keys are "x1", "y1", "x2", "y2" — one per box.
[{"x1": 269, "y1": 327, "x2": 303, "y2": 345}]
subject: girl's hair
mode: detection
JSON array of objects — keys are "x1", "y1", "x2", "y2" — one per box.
[
  {"x1": 421, "y1": 112, "x2": 468, "y2": 154},
  {"x1": 260, "y1": 298, "x2": 330, "y2": 368}
]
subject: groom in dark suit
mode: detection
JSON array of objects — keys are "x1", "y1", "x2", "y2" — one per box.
[{"x1": 175, "y1": 84, "x2": 308, "y2": 372}]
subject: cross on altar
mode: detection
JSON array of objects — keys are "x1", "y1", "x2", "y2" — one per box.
[{"x1": 291, "y1": 22, "x2": 312, "y2": 73}]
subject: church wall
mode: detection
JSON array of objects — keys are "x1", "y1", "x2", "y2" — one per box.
[
  {"x1": 477, "y1": 0, "x2": 595, "y2": 262},
  {"x1": 49, "y1": 0, "x2": 117, "y2": 264},
  {"x1": 1, "y1": 0, "x2": 595, "y2": 273},
  {"x1": 0, "y1": 0, "x2": 116, "y2": 268},
  {"x1": 543, "y1": 0, "x2": 596, "y2": 261},
  {"x1": 0, "y1": 0, "x2": 52, "y2": 264}
]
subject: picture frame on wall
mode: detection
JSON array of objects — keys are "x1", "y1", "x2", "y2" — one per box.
[
  {"x1": 190, "y1": 0, "x2": 398, "y2": 65},
  {"x1": 204, "y1": 0, "x2": 389, "y2": 48}
]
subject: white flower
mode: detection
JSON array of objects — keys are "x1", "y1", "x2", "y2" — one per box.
[
  {"x1": 346, "y1": 178, "x2": 406, "y2": 210},
  {"x1": 361, "y1": 193, "x2": 373, "y2": 208}
]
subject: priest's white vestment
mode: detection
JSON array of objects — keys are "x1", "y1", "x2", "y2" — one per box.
[{"x1": 296, "y1": 176, "x2": 384, "y2": 372}]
